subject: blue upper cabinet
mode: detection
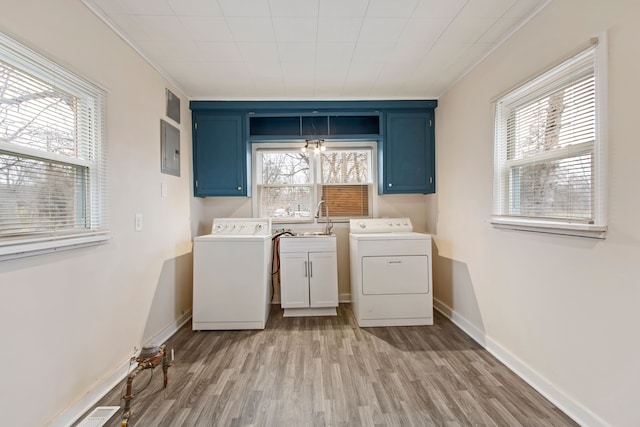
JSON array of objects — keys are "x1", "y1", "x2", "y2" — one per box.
[
  {"x1": 192, "y1": 112, "x2": 246, "y2": 197},
  {"x1": 190, "y1": 100, "x2": 436, "y2": 197},
  {"x1": 383, "y1": 111, "x2": 435, "y2": 194}
]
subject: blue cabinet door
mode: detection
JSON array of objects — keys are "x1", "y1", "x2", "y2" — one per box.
[
  {"x1": 383, "y1": 112, "x2": 435, "y2": 194},
  {"x1": 193, "y1": 113, "x2": 246, "y2": 196}
]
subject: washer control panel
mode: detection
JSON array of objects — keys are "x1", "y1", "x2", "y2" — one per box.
[
  {"x1": 349, "y1": 218, "x2": 413, "y2": 233},
  {"x1": 211, "y1": 218, "x2": 272, "y2": 235}
]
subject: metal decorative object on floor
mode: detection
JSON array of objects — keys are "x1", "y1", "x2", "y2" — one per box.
[{"x1": 121, "y1": 344, "x2": 171, "y2": 427}]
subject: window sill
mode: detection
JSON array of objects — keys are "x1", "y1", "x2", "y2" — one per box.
[
  {"x1": 491, "y1": 217, "x2": 607, "y2": 239},
  {"x1": 0, "y1": 232, "x2": 110, "y2": 261}
]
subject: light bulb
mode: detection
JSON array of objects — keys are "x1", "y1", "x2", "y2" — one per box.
[
  {"x1": 313, "y1": 145, "x2": 320, "y2": 154},
  {"x1": 320, "y1": 144, "x2": 326, "y2": 151},
  {"x1": 301, "y1": 145, "x2": 307, "y2": 152}
]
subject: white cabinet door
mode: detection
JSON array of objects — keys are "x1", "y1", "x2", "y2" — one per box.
[
  {"x1": 309, "y1": 251, "x2": 338, "y2": 308},
  {"x1": 280, "y1": 252, "x2": 310, "y2": 308}
]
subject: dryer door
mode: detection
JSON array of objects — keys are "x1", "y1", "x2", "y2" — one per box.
[{"x1": 362, "y1": 255, "x2": 429, "y2": 295}]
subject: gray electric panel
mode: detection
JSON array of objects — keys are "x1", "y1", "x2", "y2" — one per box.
[
  {"x1": 161, "y1": 119, "x2": 180, "y2": 177},
  {"x1": 166, "y1": 89, "x2": 180, "y2": 123}
]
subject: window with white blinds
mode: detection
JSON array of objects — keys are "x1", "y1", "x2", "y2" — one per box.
[
  {"x1": 492, "y1": 41, "x2": 607, "y2": 238},
  {"x1": 254, "y1": 144, "x2": 374, "y2": 222},
  {"x1": 0, "y1": 32, "x2": 108, "y2": 258}
]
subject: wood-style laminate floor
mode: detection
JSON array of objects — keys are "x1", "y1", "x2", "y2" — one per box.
[{"x1": 81, "y1": 305, "x2": 577, "y2": 426}]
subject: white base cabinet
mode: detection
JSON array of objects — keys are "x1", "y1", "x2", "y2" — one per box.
[{"x1": 279, "y1": 235, "x2": 338, "y2": 317}]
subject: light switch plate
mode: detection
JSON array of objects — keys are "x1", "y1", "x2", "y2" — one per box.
[{"x1": 135, "y1": 213, "x2": 143, "y2": 231}]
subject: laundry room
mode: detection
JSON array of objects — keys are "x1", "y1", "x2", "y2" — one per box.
[{"x1": 1, "y1": 1, "x2": 639, "y2": 427}]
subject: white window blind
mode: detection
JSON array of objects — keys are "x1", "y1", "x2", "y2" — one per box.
[
  {"x1": 492, "y1": 41, "x2": 607, "y2": 238},
  {"x1": 0, "y1": 32, "x2": 108, "y2": 257}
]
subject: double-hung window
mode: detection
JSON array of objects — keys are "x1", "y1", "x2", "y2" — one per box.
[
  {"x1": 0, "y1": 32, "x2": 108, "y2": 259},
  {"x1": 254, "y1": 144, "x2": 374, "y2": 222},
  {"x1": 492, "y1": 39, "x2": 607, "y2": 238}
]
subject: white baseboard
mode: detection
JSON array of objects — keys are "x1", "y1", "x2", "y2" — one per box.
[
  {"x1": 145, "y1": 309, "x2": 192, "y2": 348},
  {"x1": 49, "y1": 310, "x2": 192, "y2": 427},
  {"x1": 433, "y1": 298, "x2": 607, "y2": 427},
  {"x1": 433, "y1": 298, "x2": 486, "y2": 346}
]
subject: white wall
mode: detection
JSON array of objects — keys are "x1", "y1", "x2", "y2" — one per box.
[
  {"x1": 0, "y1": 1, "x2": 196, "y2": 425},
  {"x1": 430, "y1": 1, "x2": 640, "y2": 425}
]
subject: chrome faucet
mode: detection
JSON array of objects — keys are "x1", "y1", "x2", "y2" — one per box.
[{"x1": 315, "y1": 199, "x2": 333, "y2": 235}]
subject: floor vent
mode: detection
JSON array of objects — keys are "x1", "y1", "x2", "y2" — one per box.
[{"x1": 77, "y1": 406, "x2": 120, "y2": 427}]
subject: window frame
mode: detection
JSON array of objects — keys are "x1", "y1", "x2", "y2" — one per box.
[
  {"x1": 491, "y1": 37, "x2": 608, "y2": 239},
  {"x1": 252, "y1": 141, "x2": 377, "y2": 224},
  {"x1": 0, "y1": 32, "x2": 109, "y2": 260}
]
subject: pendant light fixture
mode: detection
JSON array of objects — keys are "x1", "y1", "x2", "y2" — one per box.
[{"x1": 302, "y1": 139, "x2": 325, "y2": 154}]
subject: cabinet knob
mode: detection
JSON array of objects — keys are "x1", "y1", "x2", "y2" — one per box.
[
  {"x1": 237, "y1": 186, "x2": 242, "y2": 191},
  {"x1": 388, "y1": 183, "x2": 392, "y2": 187}
]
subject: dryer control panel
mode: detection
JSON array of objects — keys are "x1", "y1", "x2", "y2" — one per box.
[{"x1": 349, "y1": 218, "x2": 413, "y2": 234}]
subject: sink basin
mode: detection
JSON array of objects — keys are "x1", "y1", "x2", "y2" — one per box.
[{"x1": 290, "y1": 231, "x2": 334, "y2": 237}]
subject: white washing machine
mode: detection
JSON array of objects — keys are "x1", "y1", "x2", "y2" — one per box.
[
  {"x1": 193, "y1": 218, "x2": 272, "y2": 330},
  {"x1": 349, "y1": 218, "x2": 433, "y2": 327}
]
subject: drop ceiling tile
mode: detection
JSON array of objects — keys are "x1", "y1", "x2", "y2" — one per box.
[
  {"x1": 478, "y1": 17, "x2": 522, "y2": 43},
  {"x1": 237, "y1": 42, "x2": 281, "y2": 63},
  {"x1": 318, "y1": 0, "x2": 368, "y2": 17},
  {"x1": 420, "y1": 41, "x2": 472, "y2": 70},
  {"x1": 388, "y1": 42, "x2": 432, "y2": 63},
  {"x1": 197, "y1": 42, "x2": 244, "y2": 62},
  {"x1": 281, "y1": 63, "x2": 316, "y2": 84},
  {"x1": 437, "y1": 16, "x2": 495, "y2": 44},
  {"x1": 137, "y1": 41, "x2": 201, "y2": 63},
  {"x1": 218, "y1": 0, "x2": 270, "y2": 16},
  {"x1": 226, "y1": 17, "x2": 276, "y2": 41},
  {"x1": 180, "y1": 17, "x2": 233, "y2": 42},
  {"x1": 167, "y1": 0, "x2": 223, "y2": 16},
  {"x1": 85, "y1": 0, "x2": 545, "y2": 99},
  {"x1": 398, "y1": 18, "x2": 449, "y2": 44},
  {"x1": 316, "y1": 42, "x2": 355, "y2": 64},
  {"x1": 270, "y1": 0, "x2": 319, "y2": 17},
  {"x1": 130, "y1": 15, "x2": 193, "y2": 42},
  {"x1": 278, "y1": 42, "x2": 317, "y2": 63},
  {"x1": 358, "y1": 18, "x2": 408, "y2": 42},
  {"x1": 366, "y1": 0, "x2": 419, "y2": 17},
  {"x1": 413, "y1": 0, "x2": 467, "y2": 18},
  {"x1": 352, "y1": 42, "x2": 396, "y2": 64},
  {"x1": 272, "y1": 17, "x2": 318, "y2": 42},
  {"x1": 458, "y1": 0, "x2": 518, "y2": 19},
  {"x1": 317, "y1": 17, "x2": 363, "y2": 42},
  {"x1": 315, "y1": 61, "x2": 349, "y2": 83},
  {"x1": 249, "y1": 62, "x2": 283, "y2": 83},
  {"x1": 207, "y1": 61, "x2": 254, "y2": 80},
  {"x1": 504, "y1": 0, "x2": 544, "y2": 18},
  {"x1": 345, "y1": 62, "x2": 384, "y2": 86}
]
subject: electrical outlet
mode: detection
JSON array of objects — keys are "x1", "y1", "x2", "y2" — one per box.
[{"x1": 135, "y1": 213, "x2": 143, "y2": 231}]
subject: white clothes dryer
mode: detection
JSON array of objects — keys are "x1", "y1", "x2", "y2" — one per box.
[
  {"x1": 193, "y1": 218, "x2": 272, "y2": 330},
  {"x1": 349, "y1": 218, "x2": 433, "y2": 327}
]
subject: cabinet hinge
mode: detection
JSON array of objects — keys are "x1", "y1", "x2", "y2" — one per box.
[
  {"x1": 195, "y1": 122, "x2": 198, "y2": 130},
  {"x1": 429, "y1": 119, "x2": 432, "y2": 127},
  {"x1": 430, "y1": 176, "x2": 433, "y2": 184},
  {"x1": 195, "y1": 180, "x2": 198, "y2": 188}
]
